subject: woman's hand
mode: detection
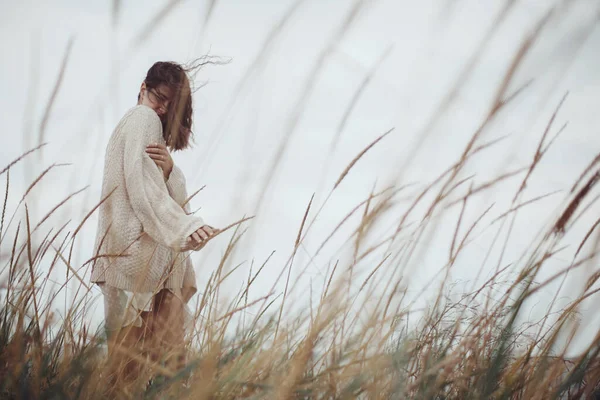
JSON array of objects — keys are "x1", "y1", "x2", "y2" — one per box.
[
  {"x1": 146, "y1": 143, "x2": 173, "y2": 180},
  {"x1": 187, "y1": 225, "x2": 218, "y2": 250}
]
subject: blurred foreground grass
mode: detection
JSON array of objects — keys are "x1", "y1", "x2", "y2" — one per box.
[
  {"x1": 2, "y1": 1, "x2": 600, "y2": 398},
  {"x1": 1, "y1": 117, "x2": 599, "y2": 399}
]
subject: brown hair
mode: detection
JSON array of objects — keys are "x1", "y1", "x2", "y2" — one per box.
[
  {"x1": 141, "y1": 61, "x2": 194, "y2": 151},
  {"x1": 139, "y1": 57, "x2": 229, "y2": 151}
]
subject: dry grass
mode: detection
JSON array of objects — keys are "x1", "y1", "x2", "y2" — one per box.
[
  {"x1": 1, "y1": 129, "x2": 600, "y2": 399},
  {"x1": 2, "y1": 1, "x2": 600, "y2": 399}
]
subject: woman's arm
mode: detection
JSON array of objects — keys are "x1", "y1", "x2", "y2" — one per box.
[
  {"x1": 165, "y1": 166, "x2": 190, "y2": 209},
  {"x1": 145, "y1": 143, "x2": 189, "y2": 210},
  {"x1": 122, "y1": 106, "x2": 205, "y2": 251}
]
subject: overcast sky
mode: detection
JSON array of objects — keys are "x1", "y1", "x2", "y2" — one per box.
[{"x1": 1, "y1": 0, "x2": 599, "y2": 349}]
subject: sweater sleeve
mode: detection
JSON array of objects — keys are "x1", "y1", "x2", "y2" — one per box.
[
  {"x1": 168, "y1": 167, "x2": 208, "y2": 251},
  {"x1": 167, "y1": 166, "x2": 208, "y2": 251},
  {"x1": 122, "y1": 106, "x2": 205, "y2": 252},
  {"x1": 165, "y1": 165, "x2": 189, "y2": 208}
]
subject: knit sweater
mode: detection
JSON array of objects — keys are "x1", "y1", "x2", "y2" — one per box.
[{"x1": 90, "y1": 105, "x2": 204, "y2": 294}]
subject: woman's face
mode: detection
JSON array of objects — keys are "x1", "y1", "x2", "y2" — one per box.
[{"x1": 139, "y1": 82, "x2": 173, "y2": 119}]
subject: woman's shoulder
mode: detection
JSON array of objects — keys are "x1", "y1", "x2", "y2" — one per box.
[
  {"x1": 116, "y1": 105, "x2": 163, "y2": 143},
  {"x1": 121, "y1": 104, "x2": 161, "y2": 125}
]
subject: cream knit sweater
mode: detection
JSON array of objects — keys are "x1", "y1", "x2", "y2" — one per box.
[{"x1": 90, "y1": 105, "x2": 204, "y2": 295}]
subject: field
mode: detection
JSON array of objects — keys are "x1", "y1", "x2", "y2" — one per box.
[{"x1": 1, "y1": 1, "x2": 600, "y2": 399}]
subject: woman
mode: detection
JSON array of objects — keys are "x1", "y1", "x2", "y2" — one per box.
[{"x1": 90, "y1": 61, "x2": 215, "y2": 390}]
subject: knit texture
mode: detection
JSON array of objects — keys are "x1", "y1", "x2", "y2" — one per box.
[{"x1": 90, "y1": 105, "x2": 204, "y2": 294}]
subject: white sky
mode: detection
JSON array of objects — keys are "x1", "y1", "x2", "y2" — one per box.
[{"x1": 1, "y1": 0, "x2": 599, "y2": 351}]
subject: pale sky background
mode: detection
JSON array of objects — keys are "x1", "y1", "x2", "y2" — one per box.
[{"x1": 1, "y1": 0, "x2": 600, "y2": 352}]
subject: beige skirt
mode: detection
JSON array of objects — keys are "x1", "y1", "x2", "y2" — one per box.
[{"x1": 99, "y1": 283, "x2": 193, "y2": 333}]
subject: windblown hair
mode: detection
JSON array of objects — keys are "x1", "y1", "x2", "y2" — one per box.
[
  {"x1": 142, "y1": 61, "x2": 194, "y2": 151},
  {"x1": 139, "y1": 57, "x2": 229, "y2": 151}
]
